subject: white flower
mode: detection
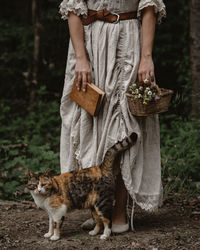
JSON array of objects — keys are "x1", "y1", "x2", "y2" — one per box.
[{"x1": 148, "y1": 91, "x2": 152, "y2": 96}]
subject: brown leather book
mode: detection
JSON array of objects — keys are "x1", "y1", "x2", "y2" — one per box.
[{"x1": 70, "y1": 81, "x2": 106, "y2": 116}]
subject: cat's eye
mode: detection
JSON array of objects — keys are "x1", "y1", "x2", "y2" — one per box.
[{"x1": 41, "y1": 183, "x2": 45, "y2": 187}]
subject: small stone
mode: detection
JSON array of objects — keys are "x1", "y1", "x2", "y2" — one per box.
[{"x1": 174, "y1": 232, "x2": 181, "y2": 240}]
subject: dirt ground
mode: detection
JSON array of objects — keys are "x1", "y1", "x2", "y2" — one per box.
[{"x1": 0, "y1": 195, "x2": 200, "y2": 250}]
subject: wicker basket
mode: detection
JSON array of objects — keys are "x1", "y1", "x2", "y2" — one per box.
[{"x1": 127, "y1": 82, "x2": 173, "y2": 117}]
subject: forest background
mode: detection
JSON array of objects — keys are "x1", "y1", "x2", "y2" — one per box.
[{"x1": 0, "y1": 0, "x2": 200, "y2": 200}]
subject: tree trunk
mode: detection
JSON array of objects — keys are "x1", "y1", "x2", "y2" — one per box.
[
  {"x1": 190, "y1": 0, "x2": 200, "y2": 118},
  {"x1": 30, "y1": 0, "x2": 42, "y2": 106}
]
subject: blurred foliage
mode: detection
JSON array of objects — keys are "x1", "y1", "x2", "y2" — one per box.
[
  {"x1": 0, "y1": 87, "x2": 60, "y2": 200},
  {"x1": 0, "y1": 0, "x2": 199, "y2": 200},
  {"x1": 160, "y1": 114, "x2": 200, "y2": 197}
]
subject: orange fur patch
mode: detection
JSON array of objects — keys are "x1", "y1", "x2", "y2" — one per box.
[{"x1": 84, "y1": 191, "x2": 99, "y2": 208}]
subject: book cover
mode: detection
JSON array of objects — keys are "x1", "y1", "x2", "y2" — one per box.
[{"x1": 70, "y1": 81, "x2": 105, "y2": 116}]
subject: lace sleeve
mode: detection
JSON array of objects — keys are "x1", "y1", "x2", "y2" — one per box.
[
  {"x1": 137, "y1": 0, "x2": 166, "y2": 24},
  {"x1": 59, "y1": 0, "x2": 88, "y2": 20}
]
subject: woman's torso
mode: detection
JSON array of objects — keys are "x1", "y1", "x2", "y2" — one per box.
[{"x1": 86, "y1": 0, "x2": 139, "y2": 13}]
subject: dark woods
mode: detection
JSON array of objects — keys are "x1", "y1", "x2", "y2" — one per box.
[
  {"x1": 0, "y1": 0, "x2": 194, "y2": 113},
  {"x1": 0, "y1": 0, "x2": 200, "y2": 200},
  {"x1": 0, "y1": 0, "x2": 69, "y2": 103}
]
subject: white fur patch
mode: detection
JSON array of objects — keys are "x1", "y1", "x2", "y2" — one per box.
[
  {"x1": 45, "y1": 203, "x2": 67, "y2": 223},
  {"x1": 30, "y1": 191, "x2": 46, "y2": 209},
  {"x1": 30, "y1": 192, "x2": 67, "y2": 220},
  {"x1": 44, "y1": 232, "x2": 53, "y2": 238},
  {"x1": 100, "y1": 225, "x2": 111, "y2": 240},
  {"x1": 50, "y1": 235, "x2": 60, "y2": 241},
  {"x1": 37, "y1": 181, "x2": 46, "y2": 194}
]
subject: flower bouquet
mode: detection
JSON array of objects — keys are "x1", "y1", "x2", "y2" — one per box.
[{"x1": 126, "y1": 80, "x2": 173, "y2": 116}]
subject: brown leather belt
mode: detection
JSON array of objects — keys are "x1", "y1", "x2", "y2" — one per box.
[{"x1": 81, "y1": 9, "x2": 137, "y2": 26}]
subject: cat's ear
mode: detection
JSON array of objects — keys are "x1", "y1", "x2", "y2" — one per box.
[
  {"x1": 27, "y1": 169, "x2": 35, "y2": 178},
  {"x1": 43, "y1": 168, "x2": 51, "y2": 177}
]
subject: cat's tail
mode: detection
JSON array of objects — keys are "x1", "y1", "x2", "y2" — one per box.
[{"x1": 101, "y1": 133, "x2": 137, "y2": 173}]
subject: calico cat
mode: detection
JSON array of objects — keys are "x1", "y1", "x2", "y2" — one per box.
[{"x1": 27, "y1": 133, "x2": 137, "y2": 241}]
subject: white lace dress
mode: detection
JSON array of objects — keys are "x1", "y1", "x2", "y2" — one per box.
[{"x1": 59, "y1": 0, "x2": 166, "y2": 212}]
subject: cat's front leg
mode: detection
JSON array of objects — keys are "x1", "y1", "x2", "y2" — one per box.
[
  {"x1": 44, "y1": 216, "x2": 54, "y2": 238},
  {"x1": 89, "y1": 208, "x2": 102, "y2": 236},
  {"x1": 89, "y1": 224, "x2": 101, "y2": 236},
  {"x1": 92, "y1": 206, "x2": 112, "y2": 240},
  {"x1": 100, "y1": 218, "x2": 111, "y2": 240},
  {"x1": 50, "y1": 216, "x2": 65, "y2": 241}
]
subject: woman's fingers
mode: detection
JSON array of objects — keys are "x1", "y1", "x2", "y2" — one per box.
[
  {"x1": 142, "y1": 73, "x2": 147, "y2": 83},
  {"x1": 76, "y1": 72, "x2": 82, "y2": 91},
  {"x1": 138, "y1": 70, "x2": 150, "y2": 84},
  {"x1": 138, "y1": 71, "x2": 153, "y2": 84},
  {"x1": 75, "y1": 71, "x2": 92, "y2": 92},
  {"x1": 138, "y1": 56, "x2": 154, "y2": 84},
  {"x1": 75, "y1": 58, "x2": 92, "y2": 91},
  {"x1": 82, "y1": 72, "x2": 87, "y2": 92},
  {"x1": 87, "y1": 71, "x2": 92, "y2": 83},
  {"x1": 150, "y1": 70, "x2": 154, "y2": 82},
  {"x1": 145, "y1": 72, "x2": 152, "y2": 85},
  {"x1": 82, "y1": 70, "x2": 92, "y2": 91},
  {"x1": 75, "y1": 72, "x2": 78, "y2": 89}
]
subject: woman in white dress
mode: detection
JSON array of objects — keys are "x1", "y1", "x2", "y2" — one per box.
[{"x1": 59, "y1": 0, "x2": 166, "y2": 233}]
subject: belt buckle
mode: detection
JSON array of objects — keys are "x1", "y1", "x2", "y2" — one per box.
[{"x1": 111, "y1": 13, "x2": 120, "y2": 24}]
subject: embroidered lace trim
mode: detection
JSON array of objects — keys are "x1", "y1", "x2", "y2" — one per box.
[
  {"x1": 126, "y1": 191, "x2": 163, "y2": 231},
  {"x1": 59, "y1": 0, "x2": 88, "y2": 20},
  {"x1": 137, "y1": 0, "x2": 166, "y2": 24}
]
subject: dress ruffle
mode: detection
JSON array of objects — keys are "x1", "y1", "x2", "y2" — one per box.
[
  {"x1": 59, "y1": 0, "x2": 88, "y2": 20},
  {"x1": 137, "y1": 0, "x2": 166, "y2": 24}
]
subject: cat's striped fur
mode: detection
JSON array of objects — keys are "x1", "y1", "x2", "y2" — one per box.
[{"x1": 27, "y1": 133, "x2": 137, "y2": 241}]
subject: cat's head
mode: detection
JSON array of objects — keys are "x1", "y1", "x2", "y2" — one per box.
[
  {"x1": 27, "y1": 169, "x2": 52, "y2": 195},
  {"x1": 37, "y1": 169, "x2": 53, "y2": 196},
  {"x1": 27, "y1": 169, "x2": 39, "y2": 192}
]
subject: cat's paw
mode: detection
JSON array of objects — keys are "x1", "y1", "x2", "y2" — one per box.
[
  {"x1": 89, "y1": 230, "x2": 98, "y2": 236},
  {"x1": 100, "y1": 234, "x2": 109, "y2": 240},
  {"x1": 44, "y1": 232, "x2": 53, "y2": 238},
  {"x1": 50, "y1": 235, "x2": 60, "y2": 241}
]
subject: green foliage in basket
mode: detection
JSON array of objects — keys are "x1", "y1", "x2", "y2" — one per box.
[{"x1": 128, "y1": 82, "x2": 160, "y2": 105}]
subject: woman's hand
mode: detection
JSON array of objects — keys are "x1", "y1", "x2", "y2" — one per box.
[
  {"x1": 138, "y1": 55, "x2": 154, "y2": 83},
  {"x1": 75, "y1": 56, "x2": 92, "y2": 92}
]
